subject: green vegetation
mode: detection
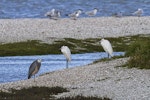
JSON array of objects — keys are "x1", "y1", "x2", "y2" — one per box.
[
  {"x1": 0, "y1": 40, "x2": 52, "y2": 56},
  {"x1": 0, "y1": 86, "x2": 68, "y2": 100},
  {"x1": 0, "y1": 86, "x2": 111, "y2": 100},
  {"x1": 0, "y1": 34, "x2": 149, "y2": 56},
  {"x1": 124, "y1": 37, "x2": 150, "y2": 69},
  {"x1": 57, "y1": 95, "x2": 111, "y2": 100}
]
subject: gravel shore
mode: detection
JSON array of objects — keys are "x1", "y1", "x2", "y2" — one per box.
[
  {"x1": 0, "y1": 17, "x2": 150, "y2": 43},
  {"x1": 0, "y1": 17, "x2": 150, "y2": 99}
]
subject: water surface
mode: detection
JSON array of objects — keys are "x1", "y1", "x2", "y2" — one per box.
[
  {"x1": 0, "y1": 0, "x2": 149, "y2": 18},
  {"x1": 0, "y1": 52, "x2": 124, "y2": 83}
]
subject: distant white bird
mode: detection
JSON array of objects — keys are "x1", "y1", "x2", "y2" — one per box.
[
  {"x1": 61, "y1": 46, "x2": 71, "y2": 68},
  {"x1": 85, "y1": 8, "x2": 99, "y2": 17},
  {"x1": 67, "y1": 9, "x2": 82, "y2": 20},
  {"x1": 133, "y1": 8, "x2": 143, "y2": 17},
  {"x1": 45, "y1": 8, "x2": 61, "y2": 20},
  {"x1": 100, "y1": 38, "x2": 113, "y2": 58},
  {"x1": 28, "y1": 59, "x2": 42, "y2": 81}
]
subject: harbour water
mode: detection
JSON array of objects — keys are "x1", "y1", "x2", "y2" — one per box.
[
  {"x1": 0, "y1": 0, "x2": 150, "y2": 18},
  {"x1": 0, "y1": 52, "x2": 124, "y2": 83}
]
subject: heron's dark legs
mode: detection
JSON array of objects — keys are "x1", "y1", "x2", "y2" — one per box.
[
  {"x1": 66, "y1": 60, "x2": 68, "y2": 69},
  {"x1": 34, "y1": 75, "x2": 35, "y2": 82}
]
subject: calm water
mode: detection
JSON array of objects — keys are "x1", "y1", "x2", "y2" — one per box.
[
  {"x1": 0, "y1": 0, "x2": 150, "y2": 18},
  {"x1": 0, "y1": 52, "x2": 124, "y2": 83}
]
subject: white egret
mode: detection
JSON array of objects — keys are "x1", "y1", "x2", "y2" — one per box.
[
  {"x1": 28, "y1": 59, "x2": 41, "y2": 81},
  {"x1": 133, "y1": 8, "x2": 143, "y2": 17},
  {"x1": 100, "y1": 38, "x2": 113, "y2": 58},
  {"x1": 61, "y1": 46, "x2": 71, "y2": 68}
]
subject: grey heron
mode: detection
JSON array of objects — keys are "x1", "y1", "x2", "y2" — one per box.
[{"x1": 28, "y1": 59, "x2": 42, "y2": 81}]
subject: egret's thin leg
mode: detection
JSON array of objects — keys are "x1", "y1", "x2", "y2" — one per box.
[{"x1": 108, "y1": 53, "x2": 109, "y2": 58}]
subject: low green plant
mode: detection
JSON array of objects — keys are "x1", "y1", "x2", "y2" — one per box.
[
  {"x1": 125, "y1": 38, "x2": 150, "y2": 69},
  {"x1": 0, "y1": 34, "x2": 149, "y2": 56},
  {"x1": 0, "y1": 86, "x2": 68, "y2": 100},
  {"x1": 57, "y1": 95, "x2": 111, "y2": 100},
  {"x1": 0, "y1": 87, "x2": 111, "y2": 100}
]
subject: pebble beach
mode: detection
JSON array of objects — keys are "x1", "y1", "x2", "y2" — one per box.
[
  {"x1": 0, "y1": 17, "x2": 150, "y2": 43},
  {"x1": 0, "y1": 17, "x2": 150, "y2": 99}
]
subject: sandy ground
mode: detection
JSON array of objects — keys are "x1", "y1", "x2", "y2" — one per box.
[{"x1": 0, "y1": 17, "x2": 150, "y2": 99}]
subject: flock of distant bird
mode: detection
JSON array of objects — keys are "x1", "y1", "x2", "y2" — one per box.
[
  {"x1": 28, "y1": 38, "x2": 113, "y2": 81},
  {"x1": 44, "y1": 8, "x2": 144, "y2": 20}
]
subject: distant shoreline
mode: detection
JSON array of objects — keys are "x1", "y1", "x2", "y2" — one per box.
[{"x1": 0, "y1": 17, "x2": 149, "y2": 44}]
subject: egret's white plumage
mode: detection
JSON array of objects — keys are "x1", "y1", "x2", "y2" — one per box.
[
  {"x1": 61, "y1": 46, "x2": 71, "y2": 68},
  {"x1": 133, "y1": 8, "x2": 143, "y2": 17},
  {"x1": 100, "y1": 38, "x2": 113, "y2": 58},
  {"x1": 85, "y1": 8, "x2": 98, "y2": 17}
]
